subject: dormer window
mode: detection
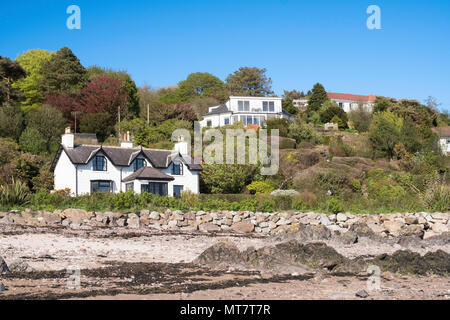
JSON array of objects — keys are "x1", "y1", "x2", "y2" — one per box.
[
  {"x1": 134, "y1": 158, "x2": 146, "y2": 172},
  {"x1": 172, "y1": 162, "x2": 183, "y2": 175},
  {"x1": 263, "y1": 101, "x2": 275, "y2": 112},
  {"x1": 93, "y1": 156, "x2": 107, "y2": 171},
  {"x1": 238, "y1": 100, "x2": 250, "y2": 112}
]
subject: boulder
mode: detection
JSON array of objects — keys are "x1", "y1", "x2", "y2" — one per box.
[
  {"x1": 0, "y1": 215, "x2": 14, "y2": 225},
  {"x1": 63, "y1": 209, "x2": 93, "y2": 224},
  {"x1": 41, "y1": 211, "x2": 62, "y2": 225},
  {"x1": 405, "y1": 216, "x2": 419, "y2": 225},
  {"x1": 356, "y1": 290, "x2": 369, "y2": 298},
  {"x1": 1, "y1": 256, "x2": 10, "y2": 274},
  {"x1": 336, "y1": 213, "x2": 347, "y2": 222},
  {"x1": 8, "y1": 259, "x2": 34, "y2": 273},
  {"x1": 127, "y1": 213, "x2": 140, "y2": 229},
  {"x1": 232, "y1": 221, "x2": 255, "y2": 234},
  {"x1": 0, "y1": 282, "x2": 5, "y2": 293},
  {"x1": 432, "y1": 223, "x2": 448, "y2": 234},
  {"x1": 400, "y1": 224, "x2": 424, "y2": 237},
  {"x1": 383, "y1": 220, "x2": 404, "y2": 234},
  {"x1": 320, "y1": 215, "x2": 331, "y2": 226},
  {"x1": 199, "y1": 223, "x2": 221, "y2": 232}
]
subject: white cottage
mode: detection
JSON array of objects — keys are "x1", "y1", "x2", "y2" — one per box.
[
  {"x1": 199, "y1": 96, "x2": 294, "y2": 128},
  {"x1": 432, "y1": 126, "x2": 450, "y2": 156},
  {"x1": 51, "y1": 131, "x2": 202, "y2": 197}
]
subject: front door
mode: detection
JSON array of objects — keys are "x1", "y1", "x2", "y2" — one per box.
[{"x1": 173, "y1": 185, "x2": 184, "y2": 199}]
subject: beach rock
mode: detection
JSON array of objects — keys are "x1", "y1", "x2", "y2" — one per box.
[
  {"x1": 0, "y1": 215, "x2": 14, "y2": 225},
  {"x1": 356, "y1": 290, "x2": 369, "y2": 298},
  {"x1": 1, "y1": 256, "x2": 10, "y2": 274},
  {"x1": 199, "y1": 223, "x2": 221, "y2": 232},
  {"x1": 8, "y1": 259, "x2": 34, "y2": 273},
  {"x1": 336, "y1": 213, "x2": 347, "y2": 222},
  {"x1": 63, "y1": 209, "x2": 93, "y2": 224},
  {"x1": 383, "y1": 220, "x2": 404, "y2": 234},
  {"x1": 432, "y1": 223, "x2": 448, "y2": 233},
  {"x1": 0, "y1": 282, "x2": 6, "y2": 293},
  {"x1": 127, "y1": 213, "x2": 140, "y2": 229},
  {"x1": 232, "y1": 221, "x2": 255, "y2": 233}
]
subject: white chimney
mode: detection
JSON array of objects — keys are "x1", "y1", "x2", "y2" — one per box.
[
  {"x1": 121, "y1": 131, "x2": 133, "y2": 149},
  {"x1": 174, "y1": 136, "x2": 189, "y2": 156},
  {"x1": 61, "y1": 127, "x2": 74, "y2": 148}
]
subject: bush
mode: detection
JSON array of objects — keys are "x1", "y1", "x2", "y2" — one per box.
[
  {"x1": 246, "y1": 181, "x2": 275, "y2": 195},
  {"x1": 0, "y1": 178, "x2": 31, "y2": 206},
  {"x1": 288, "y1": 120, "x2": 318, "y2": 144},
  {"x1": 19, "y1": 127, "x2": 47, "y2": 155},
  {"x1": 326, "y1": 198, "x2": 344, "y2": 214},
  {"x1": 422, "y1": 181, "x2": 450, "y2": 212}
]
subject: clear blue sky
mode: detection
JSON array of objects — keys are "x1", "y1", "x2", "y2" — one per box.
[{"x1": 1, "y1": 0, "x2": 449, "y2": 111}]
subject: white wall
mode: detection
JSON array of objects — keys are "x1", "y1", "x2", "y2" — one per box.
[{"x1": 54, "y1": 151, "x2": 77, "y2": 193}]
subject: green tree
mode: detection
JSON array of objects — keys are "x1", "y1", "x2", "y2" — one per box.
[
  {"x1": 0, "y1": 56, "x2": 26, "y2": 106},
  {"x1": 177, "y1": 72, "x2": 226, "y2": 102},
  {"x1": 368, "y1": 112, "x2": 403, "y2": 158},
  {"x1": 282, "y1": 97, "x2": 298, "y2": 115},
  {"x1": 19, "y1": 127, "x2": 47, "y2": 155},
  {"x1": 307, "y1": 83, "x2": 328, "y2": 114},
  {"x1": 348, "y1": 104, "x2": 373, "y2": 132},
  {"x1": 80, "y1": 113, "x2": 115, "y2": 142},
  {"x1": 319, "y1": 100, "x2": 348, "y2": 126},
  {"x1": 12, "y1": 49, "x2": 54, "y2": 110},
  {"x1": 283, "y1": 89, "x2": 305, "y2": 100},
  {"x1": 225, "y1": 67, "x2": 273, "y2": 97},
  {"x1": 0, "y1": 105, "x2": 24, "y2": 141},
  {"x1": 26, "y1": 105, "x2": 67, "y2": 151},
  {"x1": 40, "y1": 47, "x2": 87, "y2": 95}
]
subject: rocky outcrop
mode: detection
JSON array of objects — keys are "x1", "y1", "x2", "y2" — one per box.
[
  {"x1": 0, "y1": 209, "x2": 448, "y2": 240},
  {"x1": 194, "y1": 240, "x2": 450, "y2": 276},
  {"x1": 1, "y1": 256, "x2": 10, "y2": 274}
]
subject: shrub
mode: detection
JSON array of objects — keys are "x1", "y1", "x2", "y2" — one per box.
[
  {"x1": 288, "y1": 120, "x2": 319, "y2": 144},
  {"x1": 246, "y1": 181, "x2": 275, "y2": 195},
  {"x1": 0, "y1": 178, "x2": 31, "y2": 206},
  {"x1": 422, "y1": 181, "x2": 450, "y2": 212},
  {"x1": 351, "y1": 179, "x2": 362, "y2": 193},
  {"x1": 326, "y1": 198, "x2": 344, "y2": 214}
]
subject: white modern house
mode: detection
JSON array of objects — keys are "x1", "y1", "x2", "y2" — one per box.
[
  {"x1": 199, "y1": 96, "x2": 294, "y2": 128},
  {"x1": 51, "y1": 130, "x2": 202, "y2": 197},
  {"x1": 293, "y1": 92, "x2": 376, "y2": 113},
  {"x1": 432, "y1": 126, "x2": 450, "y2": 156}
]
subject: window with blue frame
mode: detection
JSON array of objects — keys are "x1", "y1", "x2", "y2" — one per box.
[
  {"x1": 134, "y1": 158, "x2": 146, "y2": 172},
  {"x1": 224, "y1": 118, "x2": 230, "y2": 125},
  {"x1": 91, "y1": 180, "x2": 112, "y2": 193},
  {"x1": 142, "y1": 182, "x2": 168, "y2": 196},
  {"x1": 172, "y1": 162, "x2": 183, "y2": 175},
  {"x1": 93, "y1": 156, "x2": 107, "y2": 171}
]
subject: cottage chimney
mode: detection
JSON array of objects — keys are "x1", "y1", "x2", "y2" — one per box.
[
  {"x1": 61, "y1": 127, "x2": 74, "y2": 148},
  {"x1": 120, "y1": 131, "x2": 134, "y2": 148},
  {"x1": 174, "y1": 136, "x2": 189, "y2": 156}
]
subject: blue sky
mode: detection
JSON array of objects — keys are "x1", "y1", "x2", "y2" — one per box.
[{"x1": 1, "y1": 0, "x2": 449, "y2": 111}]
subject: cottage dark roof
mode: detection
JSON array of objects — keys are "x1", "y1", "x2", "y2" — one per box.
[
  {"x1": 205, "y1": 104, "x2": 230, "y2": 116},
  {"x1": 51, "y1": 144, "x2": 202, "y2": 172},
  {"x1": 122, "y1": 167, "x2": 174, "y2": 182}
]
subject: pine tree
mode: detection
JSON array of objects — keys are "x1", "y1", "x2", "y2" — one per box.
[{"x1": 307, "y1": 83, "x2": 328, "y2": 113}]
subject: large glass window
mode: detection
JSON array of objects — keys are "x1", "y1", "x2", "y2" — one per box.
[
  {"x1": 91, "y1": 180, "x2": 112, "y2": 193},
  {"x1": 142, "y1": 182, "x2": 168, "y2": 196},
  {"x1": 263, "y1": 101, "x2": 275, "y2": 112},
  {"x1": 93, "y1": 156, "x2": 107, "y2": 171},
  {"x1": 238, "y1": 100, "x2": 250, "y2": 112},
  {"x1": 172, "y1": 162, "x2": 183, "y2": 175},
  {"x1": 134, "y1": 158, "x2": 146, "y2": 172}
]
